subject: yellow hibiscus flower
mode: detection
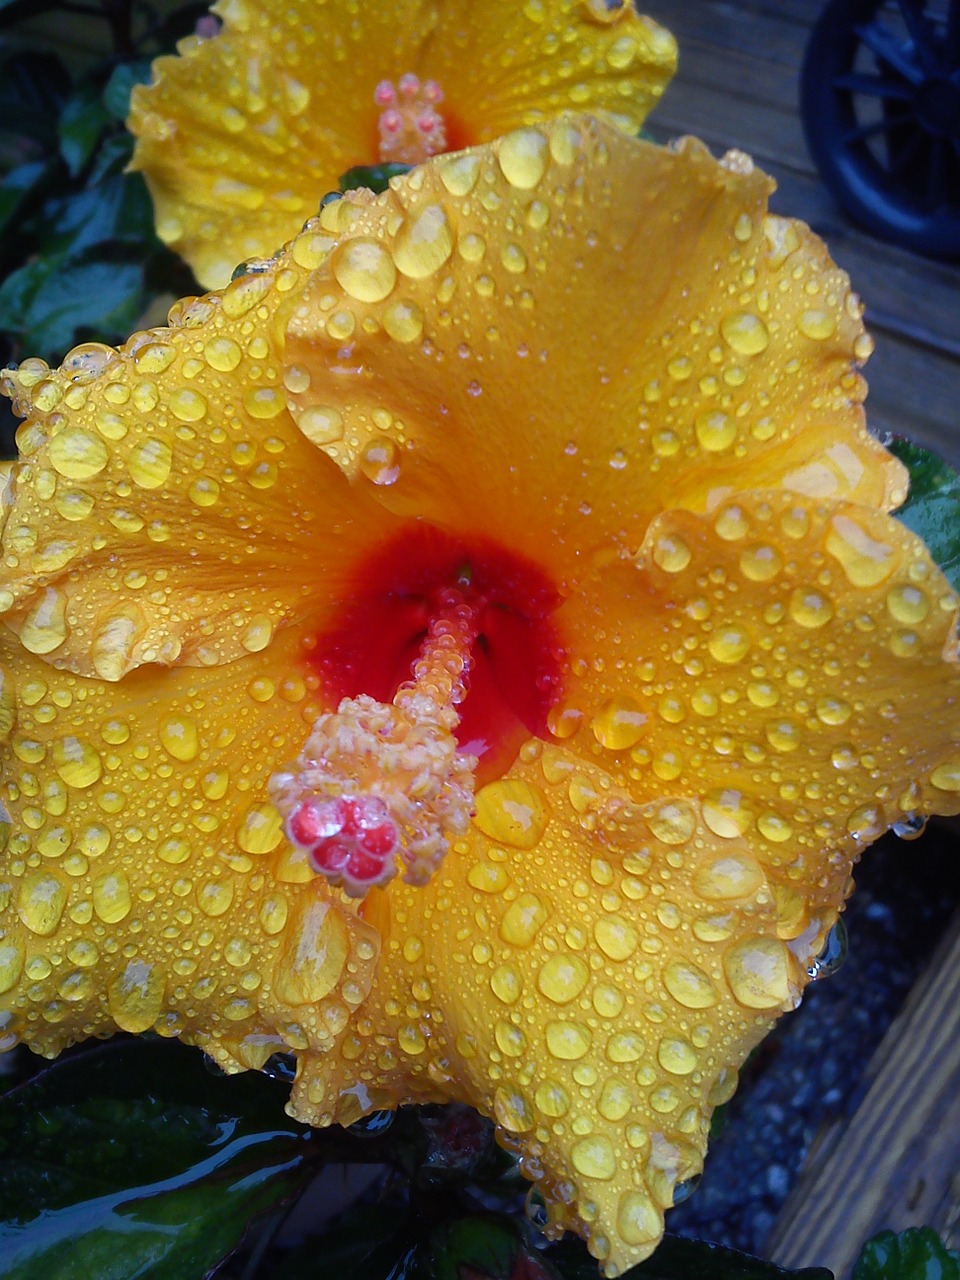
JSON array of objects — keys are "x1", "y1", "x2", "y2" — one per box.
[
  {"x1": 2, "y1": 117, "x2": 960, "y2": 1275},
  {"x1": 127, "y1": 0, "x2": 677, "y2": 288}
]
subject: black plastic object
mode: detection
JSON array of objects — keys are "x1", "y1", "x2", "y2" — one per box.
[{"x1": 801, "y1": 0, "x2": 960, "y2": 258}]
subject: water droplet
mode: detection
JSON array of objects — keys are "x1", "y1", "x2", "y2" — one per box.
[
  {"x1": 169, "y1": 388, "x2": 207, "y2": 422},
  {"x1": 298, "y1": 404, "x2": 343, "y2": 446},
  {"x1": 545, "y1": 1020, "x2": 591, "y2": 1059},
  {"x1": 673, "y1": 1174, "x2": 701, "y2": 1205},
  {"x1": 474, "y1": 779, "x2": 547, "y2": 849},
  {"x1": 499, "y1": 893, "x2": 548, "y2": 948},
  {"x1": 332, "y1": 238, "x2": 397, "y2": 302},
  {"x1": 652, "y1": 533, "x2": 691, "y2": 573},
  {"x1": 720, "y1": 311, "x2": 769, "y2": 355},
  {"x1": 708, "y1": 625, "x2": 750, "y2": 665},
  {"x1": 49, "y1": 426, "x2": 108, "y2": 479},
  {"x1": 572, "y1": 1134, "x2": 616, "y2": 1180},
  {"x1": 789, "y1": 587, "x2": 833, "y2": 629},
  {"x1": 739, "y1": 544, "x2": 781, "y2": 582},
  {"x1": 383, "y1": 299, "x2": 424, "y2": 343},
  {"x1": 128, "y1": 437, "x2": 173, "y2": 490},
  {"x1": 160, "y1": 715, "x2": 199, "y2": 762},
  {"x1": 723, "y1": 936, "x2": 790, "y2": 1008},
  {"x1": 663, "y1": 959, "x2": 719, "y2": 1009},
  {"x1": 359, "y1": 439, "x2": 400, "y2": 486},
  {"x1": 439, "y1": 152, "x2": 481, "y2": 196},
  {"x1": 591, "y1": 695, "x2": 648, "y2": 749},
  {"x1": 393, "y1": 204, "x2": 454, "y2": 278},
  {"x1": 617, "y1": 1190, "x2": 661, "y2": 1247},
  {"x1": 695, "y1": 411, "x2": 736, "y2": 453},
  {"x1": 93, "y1": 870, "x2": 131, "y2": 923},
  {"x1": 107, "y1": 960, "x2": 165, "y2": 1033},
  {"x1": 498, "y1": 128, "x2": 549, "y2": 188},
  {"x1": 0, "y1": 943, "x2": 23, "y2": 993},
  {"x1": 798, "y1": 309, "x2": 837, "y2": 341},
  {"x1": 648, "y1": 801, "x2": 696, "y2": 845},
  {"x1": 262, "y1": 1051, "x2": 297, "y2": 1082},
  {"x1": 886, "y1": 583, "x2": 929, "y2": 625},
  {"x1": 348, "y1": 1108, "x2": 395, "y2": 1135},
  {"x1": 537, "y1": 953, "x2": 589, "y2": 1003},
  {"x1": 52, "y1": 735, "x2": 102, "y2": 788},
  {"x1": 658, "y1": 1035, "x2": 698, "y2": 1075},
  {"x1": 808, "y1": 918, "x2": 847, "y2": 980},
  {"x1": 275, "y1": 899, "x2": 348, "y2": 1005},
  {"x1": 494, "y1": 1085, "x2": 535, "y2": 1132},
  {"x1": 198, "y1": 880, "x2": 235, "y2": 917},
  {"x1": 490, "y1": 964, "x2": 522, "y2": 1004},
  {"x1": 715, "y1": 506, "x2": 749, "y2": 541},
  {"x1": 825, "y1": 515, "x2": 895, "y2": 586},
  {"x1": 595, "y1": 914, "x2": 638, "y2": 961},
  {"x1": 893, "y1": 812, "x2": 927, "y2": 840},
  {"x1": 20, "y1": 588, "x2": 68, "y2": 655}
]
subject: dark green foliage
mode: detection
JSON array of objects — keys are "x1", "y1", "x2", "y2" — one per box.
[
  {"x1": 853, "y1": 1229, "x2": 960, "y2": 1280},
  {"x1": 891, "y1": 438, "x2": 960, "y2": 593}
]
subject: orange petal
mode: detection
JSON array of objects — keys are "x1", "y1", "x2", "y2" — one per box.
[
  {"x1": 0, "y1": 622, "x2": 379, "y2": 1068},
  {"x1": 129, "y1": 0, "x2": 676, "y2": 287},
  {"x1": 284, "y1": 117, "x2": 906, "y2": 591},
  {"x1": 0, "y1": 269, "x2": 398, "y2": 681},
  {"x1": 554, "y1": 489, "x2": 960, "y2": 936},
  {"x1": 289, "y1": 780, "x2": 796, "y2": 1274}
]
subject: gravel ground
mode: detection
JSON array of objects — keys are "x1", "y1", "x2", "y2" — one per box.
[{"x1": 666, "y1": 821, "x2": 960, "y2": 1255}]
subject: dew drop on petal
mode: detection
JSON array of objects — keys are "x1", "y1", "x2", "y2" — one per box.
[
  {"x1": 332, "y1": 238, "x2": 397, "y2": 302},
  {"x1": 392, "y1": 204, "x2": 455, "y2": 279},
  {"x1": 723, "y1": 936, "x2": 791, "y2": 1008},
  {"x1": 720, "y1": 311, "x2": 769, "y2": 355},
  {"x1": 497, "y1": 128, "x2": 549, "y2": 189}
]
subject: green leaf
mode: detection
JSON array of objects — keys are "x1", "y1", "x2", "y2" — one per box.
[
  {"x1": 549, "y1": 1235, "x2": 833, "y2": 1280},
  {"x1": 0, "y1": 244, "x2": 145, "y2": 356},
  {"x1": 0, "y1": 1039, "x2": 317, "y2": 1280},
  {"x1": 0, "y1": 161, "x2": 53, "y2": 242},
  {"x1": 890, "y1": 438, "x2": 960, "y2": 593},
  {"x1": 102, "y1": 61, "x2": 153, "y2": 122},
  {"x1": 339, "y1": 162, "x2": 412, "y2": 194},
  {"x1": 432, "y1": 1216, "x2": 559, "y2": 1280},
  {"x1": 853, "y1": 1228, "x2": 960, "y2": 1280},
  {"x1": 59, "y1": 82, "x2": 112, "y2": 178},
  {"x1": 45, "y1": 172, "x2": 153, "y2": 253}
]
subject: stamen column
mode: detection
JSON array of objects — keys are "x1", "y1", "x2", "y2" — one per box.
[{"x1": 270, "y1": 588, "x2": 480, "y2": 897}]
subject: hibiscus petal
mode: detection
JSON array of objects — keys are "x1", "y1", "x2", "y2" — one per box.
[
  {"x1": 284, "y1": 117, "x2": 906, "y2": 584},
  {"x1": 289, "y1": 786, "x2": 794, "y2": 1273},
  {"x1": 0, "y1": 623, "x2": 379, "y2": 1068},
  {"x1": 129, "y1": 0, "x2": 676, "y2": 287},
  {"x1": 555, "y1": 489, "x2": 960, "y2": 942},
  {"x1": 0, "y1": 273, "x2": 399, "y2": 681}
]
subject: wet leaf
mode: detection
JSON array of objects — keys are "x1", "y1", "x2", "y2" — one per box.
[
  {"x1": 0, "y1": 1039, "x2": 316, "y2": 1280},
  {"x1": 432, "y1": 1217, "x2": 559, "y2": 1280},
  {"x1": 41, "y1": 171, "x2": 153, "y2": 256},
  {"x1": 339, "y1": 162, "x2": 412, "y2": 194},
  {"x1": 891, "y1": 438, "x2": 960, "y2": 593},
  {"x1": 102, "y1": 61, "x2": 153, "y2": 122},
  {"x1": 0, "y1": 161, "x2": 53, "y2": 242},
  {"x1": 59, "y1": 82, "x2": 112, "y2": 177},
  {"x1": 0, "y1": 245, "x2": 145, "y2": 357},
  {"x1": 853, "y1": 1228, "x2": 960, "y2": 1280}
]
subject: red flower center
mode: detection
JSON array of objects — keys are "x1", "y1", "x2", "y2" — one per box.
[{"x1": 311, "y1": 526, "x2": 565, "y2": 783}]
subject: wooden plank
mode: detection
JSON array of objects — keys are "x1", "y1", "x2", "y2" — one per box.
[
  {"x1": 766, "y1": 907, "x2": 960, "y2": 1272},
  {"x1": 655, "y1": 0, "x2": 810, "y2": 68}
]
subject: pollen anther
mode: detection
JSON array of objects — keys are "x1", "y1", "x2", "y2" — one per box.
[{"x1": 375, "y1": 73, "x2": 448, "y2": 164}]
